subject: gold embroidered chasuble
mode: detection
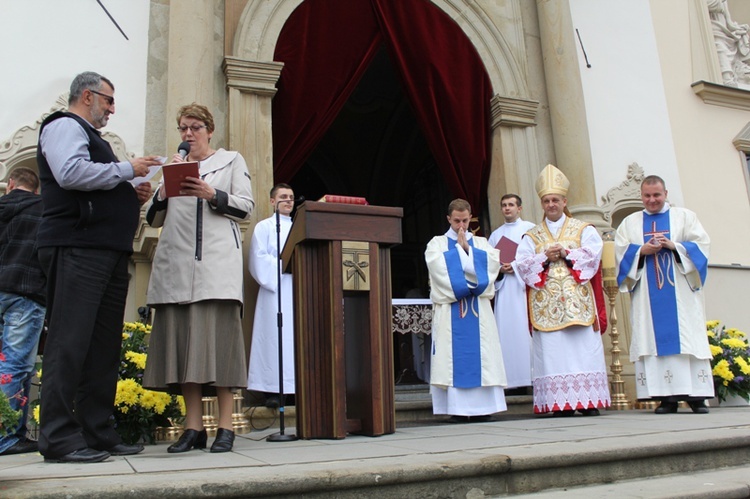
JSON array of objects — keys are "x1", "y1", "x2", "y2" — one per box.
[{"x1": 526, "y1": 217, "x2": 596, "y2": 332}]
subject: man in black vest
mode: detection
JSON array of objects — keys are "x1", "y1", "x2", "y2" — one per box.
[{"x1": 36, "y1": 71, "x2": 160, "y2": 463}]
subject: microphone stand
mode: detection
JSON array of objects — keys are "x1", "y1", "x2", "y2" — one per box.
[{"x1": 267, "y1": 204, "x2": 298, "y2": 442}]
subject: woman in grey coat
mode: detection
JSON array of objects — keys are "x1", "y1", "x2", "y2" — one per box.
[{"x1": 143, "y1": 103, "x2": 254, "y2": 453}]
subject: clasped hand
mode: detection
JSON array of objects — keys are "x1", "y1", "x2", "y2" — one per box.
[
  {"x1": 642, "y1": 234, "x2": 675, "y2": 255},
  {"x1": 545, "y1": 244, "x2": 566, "y2": 263}
]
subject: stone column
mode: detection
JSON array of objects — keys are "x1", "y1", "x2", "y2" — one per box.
[
  {"x1": 223, "y1": 56, "x2": 284, "y2": 224},
  {"x1": 536, "y1": 0, "x2": 608, "y2": 230},
  {"x1": 165, "y1": 1, "x2": 227, "y2": 154},
  {"x1": 536, "y1": 0, "x2": 593, "y2": 204},
  {"x1": 487, "y1": 95, "x2": 543, "y2": 224}
]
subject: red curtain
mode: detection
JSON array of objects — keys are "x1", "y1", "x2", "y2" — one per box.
[{"x1": 272, "y1": 0, "x2": 492, "y2": 213}]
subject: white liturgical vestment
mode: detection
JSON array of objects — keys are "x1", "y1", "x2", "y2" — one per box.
[{"x1": 247, "y1": 214, "x2": 295, "y2": 394}]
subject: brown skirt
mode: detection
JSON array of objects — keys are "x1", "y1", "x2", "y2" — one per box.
[{"x1": 142, "y1": 300, "x2": 247, "y2": 396}]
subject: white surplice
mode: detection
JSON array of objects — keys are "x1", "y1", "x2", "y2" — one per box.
[
  {"x1": 615, "y1": 204, "x2": 713, "y2": 399},
  {"x1": 487, "y1": 219, "x2": 536, "y2": 388},
  {"x1": 425, "y1": 229, "x2": 507, "y2": 416},
  {"x1": 247, "y1": 214, "x2": 296, "y2": 393},
  {"x1": 516, "y1": 215, "x2": 611, "y2": 413}
]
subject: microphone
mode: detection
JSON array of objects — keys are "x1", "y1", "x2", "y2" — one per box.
[
  {"x1": 295, "y1": 195, "x2": 305, "y2": 204},
  {"x1": 178, "y1": 141, "x2": 190, "y2": 160}
]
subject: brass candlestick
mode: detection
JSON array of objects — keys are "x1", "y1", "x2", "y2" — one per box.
[
  {"x1": 601, "y1": 236, "x2": 631, "y2": 410},
  {"x1": 202, "y1": 396, "x2": 218, "y2": 437},
  {"x1": 602, "y1": 274, "x2": 631, "y2": 409},
  {"x1": 231, "y1": 392, "x2": 251, "y2": 434}
]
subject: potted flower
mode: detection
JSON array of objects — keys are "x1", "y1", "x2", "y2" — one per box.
[
  {"x1": 706, "y1": 320, "x2": 750, "y2": 405},
  {"x1": 116, "y1": 322, "x2": 185, "y2": 444}
]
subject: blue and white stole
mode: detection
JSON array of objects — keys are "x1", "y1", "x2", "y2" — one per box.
[
  {"x1": 443, "y1": 237, "x2": 488, "y2": 388},
  {"x1": 619, "y1": 211, "x2": 682, "y2": 355}
]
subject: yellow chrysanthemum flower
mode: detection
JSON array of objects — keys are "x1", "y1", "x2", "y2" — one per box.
[
  {"x1": 713, "y1": 359, "x2": 735, "y2": 382},
  {"x1": 707, "y1": 331, "x2": 715, "y2": 338},
  {"x1": 706, "y1": 320, "x2": 720, "y2": 330},
  {"x1": 709, "y1": 345, "x2": 724, "y2": 357},
  {"x1": 115, "y1": 378, "x2": 142, "y2": 407},
  {"x1": 721, "y1": 338, "x2": 748, "y2": 350},
  {"x1": 177, "y1": 395, "x2": 186, "y2": 416},
  {"x1": 735, "y1": 356, "x2": 750, "y2": 376},
  {"x1": 727, "y1": 328, "x2": 747, "y2": 339},
  {"x1": 36, "y1": 368, "x2": 42, "y2": 380},
  {"x1": 33, "y1": 405, "x2": 40, "y2": 424},
  {"x1": 125, "y1": 351, "x2": 147, "y2": 370}
]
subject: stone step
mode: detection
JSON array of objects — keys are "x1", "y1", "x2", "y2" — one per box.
[
  {"x1": 505, "y1": 464, "x2": 750, "y2": 498},
  {"x1": 8, "y1": 409, "x2": 750, "y2": 498}
]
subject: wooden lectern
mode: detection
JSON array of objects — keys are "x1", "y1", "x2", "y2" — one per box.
[{"x1": 280, "y1": 201, "x2": 402, "y2": 439}]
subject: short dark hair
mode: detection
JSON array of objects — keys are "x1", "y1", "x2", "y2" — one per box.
[
  {"x1": 500, "y1": 193, "x2": 522, "y2": 206},
  {"x1": 642, "y1": 175, "x2": 666, "y2": 189},
  {"x1": 69, "y1": 72, "x2": 114, "y2": 105},
  {"x1": 447, "y1": 198, "x2": 471, "y2": 215},
  {"x1": 270, "y1": 183, "x2": 293, "y2": 198},
  {"x1": 9, "y1": 167, "x2": 40, "y2": 192}
]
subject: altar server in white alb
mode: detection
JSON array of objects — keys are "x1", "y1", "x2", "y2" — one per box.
[
  {"x1": 487, "y1": 194, "x2": 535, "y2": 390},
  {"x1": 615, "y1": 175, "x2": 713, "y2": 414},
  {"x1": 247, "y1": 184, "x2": 296, "y2": 409},
  {"x1": 425, "y1": 198, "x2": 507, "y2": 423},
  {"x1": 516, "y1": 165, "x2": 610, "y2": 416}
]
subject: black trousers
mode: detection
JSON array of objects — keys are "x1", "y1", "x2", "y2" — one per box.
[{"x1": 38, "y1": 247, "x2": 129, "y2": 458}]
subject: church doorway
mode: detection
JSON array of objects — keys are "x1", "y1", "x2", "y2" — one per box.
[{"x1": 270, "y1": 0, "x2": 496, "y2": 384}]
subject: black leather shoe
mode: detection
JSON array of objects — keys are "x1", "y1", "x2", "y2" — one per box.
[
  {"x1": 210, "y1": 428, "x2": 235, "y2": 453},
  {"x1": 579, "y1": 408, "x2": 600, "y2": 416},
  {"x1": 552, "y1": 410, "x2": 575, "y2": 417},
  {"x1": 688, "y1": 401, "x2": 709, "y2": 414},
  {"x1": 168, "y1": 429, "x2": 207, "y2": 453},
  {"x1": 0, "y1": 438, "x2": 38, "y2": 455},
  {"x1": 103, "y1": 443, "x2": 144, "y2": 456},
  {"x1": 654, "y1": 401, "x2": 678, "y2": 414},
  {"x1": 44, "y1": 448, "x2": 110, "y2": 463},
  {"x1": 447, "y1": 415, "x2": 470, "y2": 424},
  {"x1": 469, "y1": 415, "x2": 493, "y2": 423}
]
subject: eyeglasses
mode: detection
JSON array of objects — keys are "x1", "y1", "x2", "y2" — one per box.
[
  {"x1": 177, "y1": 124, "x2": 208, "y2": 133},
  {"x1": 90, "y1": 90, "x2": 114, "y2": 107}
]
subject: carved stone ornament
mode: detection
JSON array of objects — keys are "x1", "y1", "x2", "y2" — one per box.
[{"x1": 599, "y1": 163, "x2": 645, "y2": 223}]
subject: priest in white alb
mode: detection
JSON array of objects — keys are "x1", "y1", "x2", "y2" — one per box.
[
  {"x1": 615, "y1": 175, "x2": 713, "y2": 414},
  {"x1": 516, "y1": 165, "x2": 611, "y2": 416},
  {"x1": 247, "y1": 184, "x2": 296, "y2": 408},
  {"x1": 487, "y1": 194, "x2": 535, "y2": 389},
  {"x1": 425, "y1": 198, "x2": 507, "y2": 423}
]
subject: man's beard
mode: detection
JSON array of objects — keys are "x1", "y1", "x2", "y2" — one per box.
[{"x1": 90, "y1": 103, "x2": 109, "y2": 129}]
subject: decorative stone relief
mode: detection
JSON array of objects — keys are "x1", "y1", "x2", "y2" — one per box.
[
  {"x1": 599, "y1": 163, "x2": 645, "y2": 223},
  {"x1": 707, "y1": 0, "x2": 750, "y2": 88}
]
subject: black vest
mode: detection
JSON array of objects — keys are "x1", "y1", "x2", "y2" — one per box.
[{"x1": 36, "y1": 111, "x2": 140, "y2": 253}]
